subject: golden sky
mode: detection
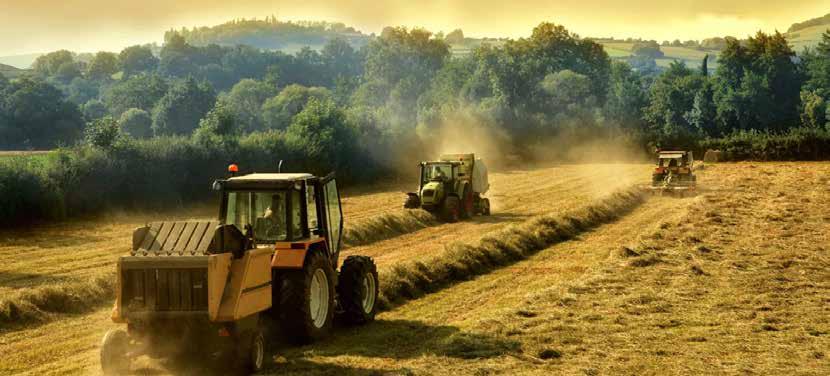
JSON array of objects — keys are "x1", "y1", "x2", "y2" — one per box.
[{"x1": 2, "y1": 0, "x2": 829, "y2": 55}]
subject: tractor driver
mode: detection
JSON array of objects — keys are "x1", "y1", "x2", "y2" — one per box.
[
  {"x1": 434, "y1": 166, "x2": 447, "y2": 181},
  {"x1": 260, "y1": 194, "x2": 286, "y2": 239}
]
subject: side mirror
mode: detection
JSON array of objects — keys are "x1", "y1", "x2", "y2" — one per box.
[{"x1": 212, "y1": 180, "x2": 223, "y2": 191}]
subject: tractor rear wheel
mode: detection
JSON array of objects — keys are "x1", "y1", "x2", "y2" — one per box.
[
  {"x1": 336, "y1": 255, "x2": 379, "y2": 325},
  {"x1": 100, "y1": 329, "x2": 130, "y2": 375},
  {"x1": 279, "y1": 251, "x2": 336, "y2": 344},
  {"x1": 442, "y1": 196, "x2": 460, "y2": 223}
]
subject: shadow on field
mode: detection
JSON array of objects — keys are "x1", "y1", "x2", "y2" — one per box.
[
  {"x1": 268, "y1": 319, "x2": 520, "y2": 374},
  {"x1": 0, "y1": 230, "x2": 107, "y2": 248},
  {"x1": 134, "y1": 319, "x2": 518, "y2": 375}
]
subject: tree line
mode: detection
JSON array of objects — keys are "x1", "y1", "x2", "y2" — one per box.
[{"x1": 3, "y1": 22, "x2": 830, "y2": 224}]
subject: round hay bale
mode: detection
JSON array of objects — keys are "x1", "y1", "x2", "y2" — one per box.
[{"x1": 703, "y1": 149, "x2": 721, "y2": 163}]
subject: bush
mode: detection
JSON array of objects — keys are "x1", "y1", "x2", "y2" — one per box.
[{"x1": 699, "y1": 128, "x2": 830, "y2": 161}]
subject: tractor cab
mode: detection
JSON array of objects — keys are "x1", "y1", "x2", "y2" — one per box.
[
  {"x1": 651, "y1": 150, "x2": 696, "y2": 192},
  {"x1": 215, "y1": 171, "x2": 344, "y2": 264}
]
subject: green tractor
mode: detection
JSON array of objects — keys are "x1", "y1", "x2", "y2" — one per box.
[{"x1": 404, "y1": 153, "x2": 491, "y2": 222}]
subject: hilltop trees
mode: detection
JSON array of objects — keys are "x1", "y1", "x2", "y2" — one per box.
[
  {"x1": 103, "y1": 73, "x2": 169, "y2": 117},
  {"x1": 86, "y1": 52, "x2": 119, "y2": 80},
  {"x1": 119, "y1": 45, "x2": 159, "y2": 77}
]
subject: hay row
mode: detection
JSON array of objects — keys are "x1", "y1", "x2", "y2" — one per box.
[
  {"x1": 376, "y1": 188, "x2": 646, "y2": 309},
  {"x1": 0, "y1": 276, "x2": 114, "y2": 329},
  {"x1": 343, "y1": 209, "x2": 438, "y2": 247}
]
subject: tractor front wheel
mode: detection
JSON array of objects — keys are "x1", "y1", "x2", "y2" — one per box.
[
  {"x1": 279, "y1": 251, "x2": 336, "y2": 344},
  {"x1": 482, "y1": 198, "x2": 491, "y2": 216},
  {"x1": 337, "y1": 256, "x2": 379, "y2": 325},
  {"x1": 442, "y1": 196, "x2": 460, "y2": 223},
  {"x1": 235, "y1": 328, "x2": 265, "y2": 373},
  {"x1": 100, "y1": 329, "x2": 130, "y2": 375}
]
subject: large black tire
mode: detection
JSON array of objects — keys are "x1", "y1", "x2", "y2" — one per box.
[
  {"x1": 336, "y1": 256, "x2": 379, "y2": 325},
  {"x1": 404, "y1": 193, "x2": 420, "y2": 209},
  {"x1": 442, "y1": 196, "x2": 460, "y2": 223},
  {"x1": 278, "y1": 251, "x2": 336, "y2": 344},
  {"x1": 459, "y1": 185, "x2": 473, "y2": 219},
  {"x1": 235, "y1": 328, "x2": 265, "y2": 373},
  {"x1": 100, "y1": 329, "x2": 130, "y2": 375}
]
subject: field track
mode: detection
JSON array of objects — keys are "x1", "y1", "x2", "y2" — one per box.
[{"x1": 7, "y1": 163, "x2": 826, "y2": 374}]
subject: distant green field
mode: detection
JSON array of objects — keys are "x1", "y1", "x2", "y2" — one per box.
[
  {"x1": 0, "y1": 151, "x2": 53, "y2": 164},
  {"x1": 599, "y1": 42, "x2": 719, "y2": 70},
  {"x1": 786, "y1": 24, "x2": 829, "y2": 52}
]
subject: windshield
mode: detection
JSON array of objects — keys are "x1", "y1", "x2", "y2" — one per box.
[
  {"x1": 224, "y1": 191, "x2": 288, "y2": 243},
  {"x1": 658, "y1": 158, "x2": 684, "y2": 168},
  {"x1": 423, "y1": 163, "x2": 453, "y2": 183}
]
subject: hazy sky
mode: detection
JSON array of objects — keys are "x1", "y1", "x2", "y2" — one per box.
[{"x1": 2, "y1": 1, "x2": 829, "y2": 56}]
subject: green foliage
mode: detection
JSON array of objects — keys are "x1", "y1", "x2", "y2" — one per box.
[
  {"x1": 446, "y1": 29, "x2": 465, "y2": 44},
  {"x1": 800, "y1": 90, "x2": 827, "y2": 128},
  {"x1": 0, "y1": 76, "x2": 84, "y2": 149},
  {"x1": 152, "y1": 77, "x2": 216, "y2": 136},
  {"x1": 262, "y1": 84, "x2": 331, "y2": 130},
  {"x1": 632, "y1": 41, "x2": 664, "y2": 58},
  {"x1": 285, "y1": 98, "x2": 359, "y2": 172},
  {"x1": 700, "y1": 127, "x2": 830, "y2": 160},
  {"x1": 84, "y1": 116, "x2": 122, "y2": 149},
  {"x1": 644, "y1": 61, "x2": 707, "y2": 145},
  {"x1": 86, "y1": 52, "x2": 119, "y2": 80},
  {"x1": 119, "y1": 108, "x2": 152, "y2": 138},
  {"x1": 193, "y1": 103, "x2": 239, "y2": 148},
  {"x1": 81, "y1": 99, "x2": 107, "y2": 121},
  {"x1": 222, "y1": 79, "x2": 277, "y2": 132},
  {"x1": 103, "y1": 73, "x2": 169, "y2": 117},
  {"x1": 32, "y1": 50, "x2": 74, "y2": 77},
  {"x1": 118, "y1": 45, "x2": 158, "y2": 77}
]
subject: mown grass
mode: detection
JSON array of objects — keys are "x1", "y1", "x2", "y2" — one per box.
[
  {"x1": 343, "y1": 209, "x2": 438, "y2": 247},
  {"x1": 0, "y1": 276, "x2": 114, "y2": 328},
  {"x1": 376, "y1": 187, "x2": 646, "y2": 309}
]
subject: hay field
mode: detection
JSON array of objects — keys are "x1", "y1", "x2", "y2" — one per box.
[
  {"x1": 4, "y1": 163, "x2": 825, "y2": 375},
  {"x1": 0, "y1": 164, "x2": 646, "y2": 374}
]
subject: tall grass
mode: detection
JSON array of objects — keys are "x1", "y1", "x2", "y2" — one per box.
[{"x1": 376, "y1": 187, "x2": 646, "y2": 309}]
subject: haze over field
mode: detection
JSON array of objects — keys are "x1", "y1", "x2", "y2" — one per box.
[{"x1": 2, "y1": 0, "x2": 830, "y2": 55}]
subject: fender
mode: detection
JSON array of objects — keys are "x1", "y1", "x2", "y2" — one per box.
[{"x1": 271, "y1": 238, "x2": 327, "y2": 269}]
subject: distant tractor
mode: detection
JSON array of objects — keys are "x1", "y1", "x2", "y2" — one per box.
[
  {"x1": 404, "y1": 153, "x2": 491, "y2": 222},
  {"x1": 101, "y1": 167, "x2": 378, "y2": 375},
  {"x1": 651, "y1": 150, "x2": 697, "y2": 194}
]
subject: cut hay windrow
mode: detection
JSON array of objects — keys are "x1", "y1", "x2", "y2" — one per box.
[
  {"x1": 343, "y1": 209, "x2": 438, "y2": 247},
  {"x1": 376, "y1": 187, "x2": 647, "y2": 309},
  {"x1": 0, "y1": 275, "x2": 115, "y2": 328}
]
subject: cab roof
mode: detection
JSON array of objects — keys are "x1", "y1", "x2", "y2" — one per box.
[
  {"x1": 224, "y1": 173, "x2": 316, "y2": 190},
  {"x1": 228, "y1": 173, "x2": 314, "y2": 182}
]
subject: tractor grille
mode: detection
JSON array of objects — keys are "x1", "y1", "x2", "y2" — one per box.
[
  {"x1": 122, "y1": 268, "x2": 208, "y2": 312},
  {"x1": 422, "y1": 189, "x2": 434, "y2": 197}
]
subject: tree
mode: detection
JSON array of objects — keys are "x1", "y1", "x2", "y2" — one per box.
[
  {"x1": 446, "y1": 29, "x2": 465, "y2": 44},
  {"x1": 84, "y1": 116, "x2": 122, "y2": 149},
  {"x1": 103, "y1": 73, "x2": 169, "y2": 117},
  {"x1": 321, "y1": 38, "x2": 362, "y2": 84},
  {"x1": 285, "y1": 98, "x2": 358, "y2": 171},
  {"x1": 0, "y1": 76, "x2": 84, "y2": 148},
  {"x1": 632, "y1": 41, "x2": 664, "y2": 58},
  {"x1": 800, "y1": 90, "x2": 826, "y2": 128},
  {"x1": 55, "y1": 61, "x2": 82, "y2": 82},
  {"x1": 119, "y1": 45, "x2": 159, "y2": 77},
  {"x1": 701, "y1": 54, "x2": 709, "y2": 76},
  {"x1": 644, "y1": 61, "x2": 707, "y2": 143},
  {"x1": 193, "y1": 103, "x2": 239, "y2": 147},
  {"x1": 86, "y1": 52, "x2": 119, "y2": 80},
  {"x1": 81, "y1": 99, "x2": 108, "y2": 121},
  {"x1": 222, "y1": 79, "x2": 278, "y2": 132},
  {"x1": 119, "y1": 108, "x2": 153, "y2": 138},
  {"x1": 32, "y1": 50, "x2": 74, "y2": 76},
  {"x1": 685, "y1": 82, "x2": 718, "y2": 137},
  {"x1": 604, "y1": 61, "x2": 649, "y2": 130},
  {"x1": 262, "y1": 84, "x2": 332, "y2": 130},
  {"x1": 152, "y1": 77, "x2": 216, "y2": 136},
  {"x1": 540, "y1": 70, "x2": 595, "y2": 110},
  {"x1": 66, "y1": 77, "x2": 99, "y2": 105}
]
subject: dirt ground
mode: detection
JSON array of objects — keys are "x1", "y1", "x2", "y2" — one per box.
[{"x1": 2, "y1": 162, "x2": 828, "y2": 375}]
